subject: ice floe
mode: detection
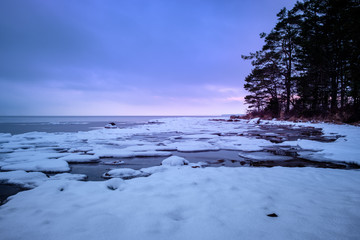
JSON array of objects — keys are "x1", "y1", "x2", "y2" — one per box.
[
  {"x1": 168, "y1": 141, "x2": 220, "y2": 152},
  {"x1": 1, "y1": 116, "x2": 360, "y2": 175},
  {"x1": 49, "y1": 173, "x2": 87, "y2": 181},
  {"x1": 0, "y1": 170, "x2": 48, "y2": 188},
  {"x1": 1, "y1": 159, "x2": 70, "y2": 172},
  {"x1": 238, "y1": 151, "x2": 293, "y2": 161},
  {"x1": 91, "y1": 149, "x2": 172, "y2": 158},
  {"x1": 0, "y1": 170, "x2": 87, "y2": 188},
  {"x1": 103, "y1": 168, "x2": 146, "y2": 179},
  {"x1": 59, "y1": 154, "x2": 100, "y2": 163}
]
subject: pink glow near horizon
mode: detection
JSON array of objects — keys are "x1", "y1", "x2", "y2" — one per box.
[{"x1": 0, "y1": 0, "x2": 298, "y2": 116}]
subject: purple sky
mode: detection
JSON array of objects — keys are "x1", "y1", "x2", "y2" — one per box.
[{"x1": 0, "y1": 0, "x2": 298, "y2": 116}]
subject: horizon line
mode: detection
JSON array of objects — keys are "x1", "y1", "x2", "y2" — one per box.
[{"x1": 0, "y1": 114, "x2": 243, "y2": 117}]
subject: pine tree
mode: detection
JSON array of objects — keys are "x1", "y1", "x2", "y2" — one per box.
[
  {"x1": 263, "y1": 7, "x2": 300, "y2": 114},
  {"x1": 242, "y1": 0, "x2": 360, "y2": 122},
  {"x1": 242, "y1": 49, "x2": 283, "y2": 117}
]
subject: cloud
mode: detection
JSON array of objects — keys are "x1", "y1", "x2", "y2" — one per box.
[
  {"x1": 224, "y1": 97, "x2": 245, "y2": 102},
  {"x1": 0, "y1": 0, "x2": 298, "y2": 115}
]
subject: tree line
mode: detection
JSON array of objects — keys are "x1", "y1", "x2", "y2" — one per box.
[{"x1": 242, "y1": 0, "x2": 359, "y2": 122}]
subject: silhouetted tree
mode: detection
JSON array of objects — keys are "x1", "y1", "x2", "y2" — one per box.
[{"x1": 242, "y1": 0, "x2": 360, "y2": 122}]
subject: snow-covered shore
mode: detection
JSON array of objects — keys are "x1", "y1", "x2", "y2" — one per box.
[
  {"x1": 1, "y1": 166, "x2": 359, "y2": 240},
  {"x1": 0, "y1": 117, "x2": 360, "y2": 239},
  {"x1": 1, "y1": 117, "x2": 359, "y2": 174}
]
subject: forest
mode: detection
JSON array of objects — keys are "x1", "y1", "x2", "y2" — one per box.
[{"x1": 242, "y1": 0, "x2": 359, "y2": 123}]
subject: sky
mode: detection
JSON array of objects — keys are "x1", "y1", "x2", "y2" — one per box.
[{"x1": 0, "y1": 0, "x2": 298, "y2": 116}]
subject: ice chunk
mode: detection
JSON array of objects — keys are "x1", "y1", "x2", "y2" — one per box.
[
  {"x1": 102, "y1": 168, "x2": 145, "y2": 179},
  {"x1": 179, "y1": 134, "x2": 219, "y2": 139},
  {"x1": 161, "y1": 156, "x2": 189, "y2": 166},
  {"x1": 238, "y1": 152, "x2": 293, "y2": 161},
  {"x1": 93, "y1": 149, "x2": 172, "y2": 158},
  {"x1": 68, "y1": 147, "x2": 93, "y2": 153},
  {"x1": 101, "y1": 160, "x2": 125, "y2": 165},
  {"x1": 59, "y1": 154, "x2": 100, "y2": 163},
  {"x1": 0, "y1": 170, "x2": 48, "y2": 188},
  {"x1": 263, "y1": 132, "x2": 279, "y2": 137},
  {"x1": 132, "y1": 151, "x2": 172, "y2": 157},
  {"x1": 1, "y1": 159, "x2": 70, "y2": 172},
  {"x1": 248, "y1": 117, "x2": 261, "y2": 124},
  {"x1": 214, "y1": 136, "x2": 273, "y2": 152},
  {"x1": 170, "y1": 141, "x2": 219, "y2": 152},
  {"x1": 50, "y1": 173, "x2": 87, "y2": 181},
  {"x1": 104, "y1": 178, "x2": 125, "y2": 190}
]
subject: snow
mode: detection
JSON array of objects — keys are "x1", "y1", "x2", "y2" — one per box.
[
  {"x1": 263, "y1": 132, "x2": 279, "y2": 137},
  {"x1": 171, "y1": 141, "x2": 220, "y2": 152},
  {"x1": 179, "y1": 133, "x2": 219, "y2": 139},
  {"x1": 103, "y1": 168, "x2": 145, "y2": 179},
  {"x1": 238, "y1": 151, "x2": 293, "y2": 161},
  {"x1": 1, "y1": 117, "x2": 359, "y2": 173},
  {"x1": 161, "y1": 156, "x2": 189, "y2": 166},
  {"x1": 101, "y1": 160, "x2": 125, "y2": 165},
  {"x1": 59, "y1": 154, "x2": 100, "y2": 163},
  {"x1": 212, "y1": 136, "x2": 274, "y2": 151},
  {"x1": 260, "y1": 119, "x2": 360, "y2": 163},
  {"x1": 92, "y1": 149, "x2": 172, "y2": 158},
  {"x1": 1, "y1": 167, "x2": 359, "y2": 240},
  {"x1": 49, "y1": 173, "x2": 87, "y2": 181},
  {"x1": 105, "y1": 123, "x2": 117, "y2": 129},
  {"x1": 105, "y1": 178, "x2": 125, "y2": 190},
  {"x1": 1, "y1": 117, "x2": 360, "y2": 239},
  {"x1": 0, "y1": 170, "x2": 48, "y2": 188},
  {"x1": 1, "y1": 159, "x2": 70, "y2": 172},
  {"x1": 0, "y1": 171, "x2": 86, "y2": 188}
]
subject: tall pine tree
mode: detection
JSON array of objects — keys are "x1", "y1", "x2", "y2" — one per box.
[{"x1": 242, "y1": 0, "x2": 360, "y2": 122}]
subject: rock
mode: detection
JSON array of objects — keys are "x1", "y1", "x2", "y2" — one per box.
[
  {"x1": 230, "y1": 115, "x2": 241, "y2": 119},
  {"x1": 105, "y1": 122, "x2": 117, "y2": 129},
  {"x1": 268, "y1": 137, "x2": 284, "y2": 143}
]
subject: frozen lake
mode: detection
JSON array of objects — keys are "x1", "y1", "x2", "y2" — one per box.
[
  {"x1": 0, "y1": 117, "x2": 360, "y2": 240},
  {"x1": 1, "y1": 116, "x2": 359, "y2": 203},
  {"x1": 0, "y1": 116, "x2": 185, "y2": 134}
]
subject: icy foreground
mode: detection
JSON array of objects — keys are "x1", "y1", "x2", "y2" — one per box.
[
  {"x1": 0, "y1": 167, "x2": 359, "y2": 240},
  {"x1": 1, "y1": 117, "x2": 360, "y2": 239}
]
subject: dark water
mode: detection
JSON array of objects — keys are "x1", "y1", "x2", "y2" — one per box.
[
  {"x1": 69, "y1": 150, "x2": 243, "y2": 181},
  {"x1": 0, "y1": 116, "x2": 174, "y2": 134},
  {"x1": 0, "y1": 115, "x2": 216, "y2": 203},
  {"x1": 68, "y1": 149, "x2": 359, "y2": 182},
  {"x1": 0, "y1": 184, "x2": 24, "y2": 205},
  {"x1": 1, "y1": 150, "x2": 240, "y2": 204}
]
